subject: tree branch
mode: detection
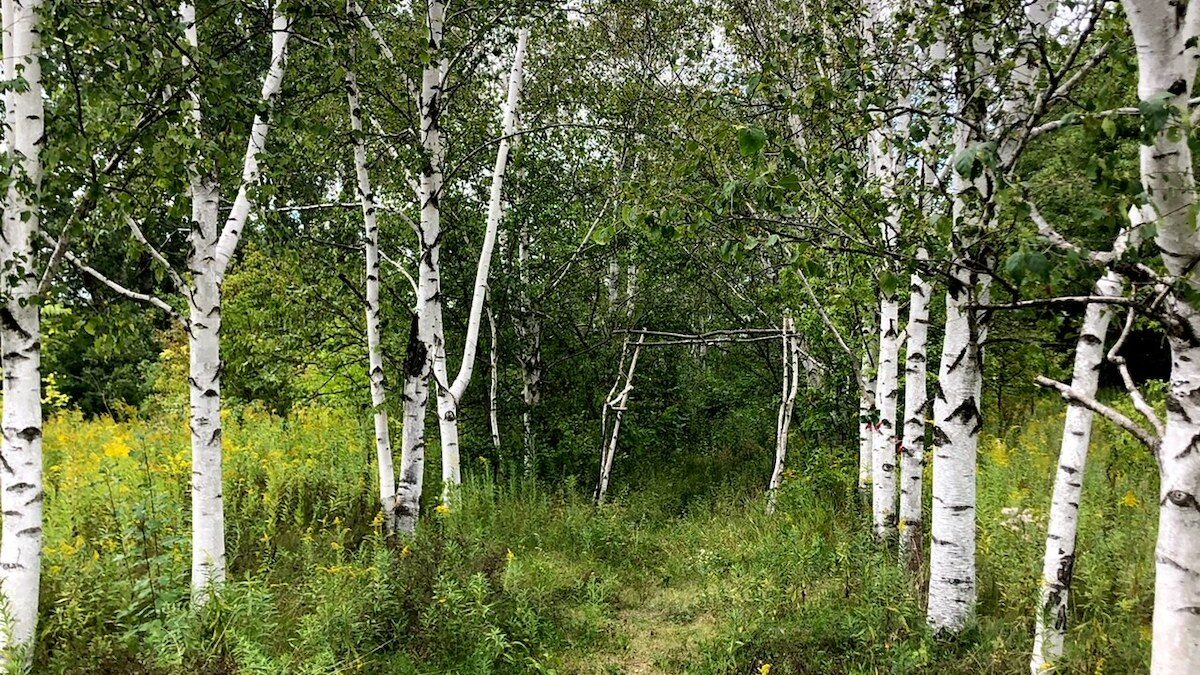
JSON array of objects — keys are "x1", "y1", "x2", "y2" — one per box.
[{"x1": 1036, "y1": 375, "x2": 1160, "y2": 454}]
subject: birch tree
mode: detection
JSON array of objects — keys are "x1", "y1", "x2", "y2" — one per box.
[
  {"x1": 1030, "y1": 245, "x2": 1133, "y2": 671},
  {"x1": 57, "y1": 3, "x2": 292, "y2": 594},
  {"x1": 345, "y1": 13, "x2": 397, "y2": 532},
  {"x1": 0, "y1": 0, "x2": 45, "y2": 660},
  {"x1": 429, "y1": 26, "x2": 530, "y2": 497}
]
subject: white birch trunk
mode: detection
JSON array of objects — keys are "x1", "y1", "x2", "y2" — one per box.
[
  {"x1": 488, "y1": 300, "x2": 501, "y2": 452},
  {"x1": 1030, "y1": 271, "x2": 1123, "y2": 673},
  {"x1": 597, "y1": 335, "x2": 644, "y2": 504},
  {"x1": 179, "y1": 2, "x2": 290, "y2": 593},
  {"x1": 872, "y1": 267, "x2": 902, "y2": 538},
  {"x1": 927, "y1": 260, "x2": 986, "y2": 632},
  {"x1": 415, "y1": 0, "x2": 448, "y2": 503},
  {"x1": 345, "y1": 40, "x2": 397, "y2": 531},
  {"x1": 899, "y1": 257, "x2": 931, "y2": 568},
  {"x1": 768, "y1": 315, "x2": 801, "y2": 512},
  {"x1": 1121, "y1": 3, "x2": 1200, "y2": 670},
  {"x1": 432, "y1": 27, "x2": 529, "y2": 498},
  {"x1": 396, "y1": 317, "x2": 429, "y2": 534},
  {"x1": 516, "y1": 223, "x2": 541, "y2": 471},
  {"x1": 858, "y1": 310, "x2": 878, "y2": 491},
  {"x1": 0, "y1": 0, "x2": 44, "y2": 659}
]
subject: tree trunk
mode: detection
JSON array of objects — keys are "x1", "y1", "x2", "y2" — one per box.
[
  {"x1": 1121, "y1": 3, "x2": 1200, "y2": 670},
  {"x1": 396, "y1": 316, "x2": 428, "y2": 534},
  {"x1": 872, "y1": 289, "x2": 901, "y2": 538},
  {"x1": 598, "y1": 335, "x2": 644, "y2": 504},
  {"x1": 0, "y1": 0, "x2": 44, "y2": 657},
  {"x1": 488, "y1": 300, "x2": 501, "y2": 453},
  {"x1": 516, "y1": 222, "x2": 541, "y2": 473},
  {"x1": 1031, "y1": 271, "x2": 1123, "y2": 673},
  {"x1": 768, "y1": 314, "x2": 801, "y2": 512},
  {"x1": 927, "y1": 262, "x2": 987, "y2": 633},
  {"x1": 432, "y1": 27, "x2": 529, "y2": 499},
  {"x1": 346, "y1": 48, "x2": 397, "y2": 532},
  {"x1": 858, "y1": 309, "x2": 878, "y2": 491},
  {"x1": 899, "y1": 261, "x2": 931, "y2": 569}
]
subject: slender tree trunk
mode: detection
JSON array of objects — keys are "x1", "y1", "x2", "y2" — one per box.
[
  {"x1": 858, "y1": 310, "x2": 878, "y2": 491},
  {"x1": 873, "y1": 288, "x2": 901, "y2": 538},
  {"x1": 345, "y1": 45, "x2": 397, "y2": 531},
  {"x1": 432, "y1": 27, "x2": 529, "y2": 498},
  {"x1": 0, "y1": 0, "x2": 44, "y2": 658},
  {"x1": 488, "y1": 300, "x2": 501, "y2": 453},
  {"x1": 1121, "y1": 3, "x2": 1200, "y2": 670},
  {"x1": 768, "y1": 314, "x2": 801, "y2": 512},
  {"x1": 598, "y1": 335, "x2": 643, "y2": 504},
  {"x1": 515, "y1": 223, "x2": 541, "y2": 472},
  {"x1": 899, "y1": 259, "x2": 931, "y2": 569},
  {"x1": 1031, "y1": 271, "x2": 1123, "y2": 673}
]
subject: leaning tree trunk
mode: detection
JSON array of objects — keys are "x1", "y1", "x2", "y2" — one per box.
[
  {"x1": 1121, "y1": 2, "x2": 1200, "y2": 670},
  {"x1": 346, "y1": 47, "x2": 397, "y2": 531},
  {"x1": 432, "y1": 27, "x2": 529, "y2": 498},
  {"x1": 768, "y1": 314, "x2": 801, "y2": 512},
  {"x1": 898, "y1": 258, "x2": 931, "y2": 569},
  {"x1": 1030, "y1": 270, "x2": 1123, "y2": 673},
  {"x1": 0, "y1": 0, "x2": 44, "y2": 660}
]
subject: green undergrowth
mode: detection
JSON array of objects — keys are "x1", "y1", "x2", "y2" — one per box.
[{"x1": 32, "y1": 397, "x2": 1157, "y2": 673}]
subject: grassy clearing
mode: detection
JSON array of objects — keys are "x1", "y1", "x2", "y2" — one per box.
[{"x1": 32, "y1": 398, "x2": 1156, "y2": 673}]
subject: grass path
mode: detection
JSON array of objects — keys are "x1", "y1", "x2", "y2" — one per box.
[{"x1": 579, "y1": 580, "x2": 719, "y2": 674}]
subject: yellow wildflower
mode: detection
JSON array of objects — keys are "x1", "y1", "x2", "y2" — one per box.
[
  {"x1": 759, "y1": 665, "x2": 772, "y2": 675},
  {"x1": 435, "y1": 503, "x2": 451, "y2": 515},
  {"x1": 371, "y1": 511, "x2": 385, "y2": 528},
  {"x1": 506, "y1": 549, "x2": 515, "y2": 563},
  {"x1": 1121, "y1": 490, "x2": 1140, "y2": 508},
  {"x1": 401, "y1": 545, "x2": 412, "y2": 558},
  {"x1": 102, "y1": 438, "x2": 130, "y2": 459}
]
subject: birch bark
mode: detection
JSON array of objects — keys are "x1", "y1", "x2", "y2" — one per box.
[
  {"x1": 1120, "y1": 2, "x2": 1200, "y2": 670},
  {"x1": 431, "y1": 27, "x2": 529, "y2": 498},
  {"x1": 0, "y1": 0, "x2": 44, "y2": 660},
  {"x1": 180, "y1": 2, "x2": 291, "y2": 594},
  {"x1": 899, "y1": 252, "x2": 931, "y2": 568},
  {"x1": 345, "y1": 31, "x2": 397, "y2": 532},
  {"x1": 768, "y1": 314, "x2": 801, "y2": 512},
  {"x1": 1030, "y1": 270, "x2": 1124, "y2": 673}
]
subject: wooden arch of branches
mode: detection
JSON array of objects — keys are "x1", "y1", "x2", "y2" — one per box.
[{"x1": 595, "y1": 322, "x2": 823, "y2": 509}]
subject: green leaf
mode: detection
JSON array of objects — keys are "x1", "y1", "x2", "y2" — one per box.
[{"x1": 737, "y1": 126, "x2": 767, "y2": 156}]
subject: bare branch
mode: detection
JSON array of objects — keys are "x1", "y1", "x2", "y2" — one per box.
[
  {"x1": 1036, "y1": 375, "x2": 1160, "y2": 454},
  {"x1": 41, "y1": 231, "x2": 183, "y2": 325},
  {"x1": 126, "y1": 216, "x2": 185, "y2": 290}
]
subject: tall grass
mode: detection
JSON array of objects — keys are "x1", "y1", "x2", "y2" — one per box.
[{"x1": 31, "y1": 396, "x2": 1157, "y2": 673}]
